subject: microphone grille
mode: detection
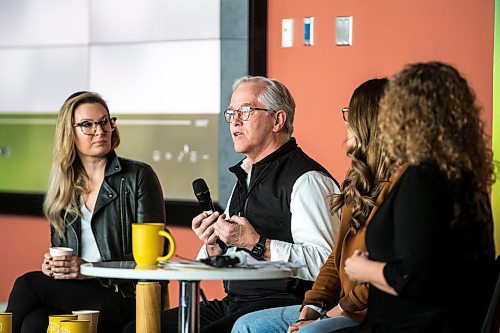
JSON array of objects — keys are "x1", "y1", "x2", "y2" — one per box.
[{"x1": 192, "y1": 178, "x2": 209, "y2": 193}]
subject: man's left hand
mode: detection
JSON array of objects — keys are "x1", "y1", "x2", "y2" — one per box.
[{"x1": 213, "y1": 215, "x2": 259, "y2": 250}]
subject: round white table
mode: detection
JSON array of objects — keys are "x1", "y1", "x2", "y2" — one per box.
[{"x1": 81, "y1": 261, "x2": 295, "y2": 333}]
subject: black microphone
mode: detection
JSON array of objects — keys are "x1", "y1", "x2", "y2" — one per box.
[
  {"x1": 192, "y1": 178, "x2": 227, "y2": 253},
  {"x1": 193, "y1": 178, "x2": 216, "y2": 215}
]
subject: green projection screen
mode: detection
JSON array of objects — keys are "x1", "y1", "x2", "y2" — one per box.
[{"x1": 0, "y1": 113, "x2": 219, "y2": 201}]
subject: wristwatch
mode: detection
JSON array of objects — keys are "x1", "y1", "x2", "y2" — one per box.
[{"x1": 251, "y1": 235, "x2": 267, "y2": 258}]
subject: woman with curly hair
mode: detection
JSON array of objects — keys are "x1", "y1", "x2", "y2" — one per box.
[
  {"x1": 341, "y1": 61, "x2": 496, "y2": 332},
  {"x1": 6, "y1": 92, "x2": 166, "y2": 333},
  {"x1": 231, "y1": 78, "x2": 391, "y2": 333}
]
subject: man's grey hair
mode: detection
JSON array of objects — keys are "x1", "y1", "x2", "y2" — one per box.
[{"x1": 232, "y1": 76, "x2": 295, "y2": 135}]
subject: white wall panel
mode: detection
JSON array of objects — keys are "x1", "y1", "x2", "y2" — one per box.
[
  {"x1": 0, "y1": 0, "x2": 89, "y2": 47},
  {"x1": 0, "y1": 47, "x2": 89, "y2": 112},
  {"x1": 90, "y1": 40, "x2": 220, "y2": 114},
  {"x1": 90, "y1": 0, "x2": 220, "y2": 43}
]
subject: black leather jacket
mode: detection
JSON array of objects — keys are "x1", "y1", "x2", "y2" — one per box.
[{"x1": 51, "y1": 151, "x2": 166, "y2": 262}]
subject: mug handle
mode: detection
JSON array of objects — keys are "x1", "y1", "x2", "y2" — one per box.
[{"x1": 157, "y1": 230, "x2": 176, "y2": 261}]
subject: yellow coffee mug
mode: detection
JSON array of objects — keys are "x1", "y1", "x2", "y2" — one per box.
[
  {"x1": 132, "y1": 223, "x2": 176, "y2": 265},
  {"x1": 47, "y1": 314, "x2": 78, "y2": 333},
  {"x1": 0, "y1": 312, "x2": 12, "y2": 333},
  {"x1": 59, "y1": 320, "x2": 90, "y2": 333}
]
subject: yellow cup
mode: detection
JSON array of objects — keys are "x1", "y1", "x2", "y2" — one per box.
[
  {"x1": 132, "y1": 223, "x2": 176, "y2": 265},
  {"x1": 0, "y1": 312, "x2": 12, "y2": 333},
  {"x1": 47, "y1": 314, "x2": 78, "y2": 333},
  {"x1": 59, "y1": 320, "x2": 90, "y2": 333}
]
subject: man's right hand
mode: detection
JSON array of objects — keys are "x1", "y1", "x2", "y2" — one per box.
[
  {"x1": 192, "y1": 211, "x2": 219, "y2": 245},
  {"x1": 192, "y1": 212, "x2": 227, "y2": 255}
]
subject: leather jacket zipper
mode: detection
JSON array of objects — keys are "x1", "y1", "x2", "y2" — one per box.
[
  {"x1": 120, "y1": 177, "x2": 126, "y2": 255},
  {"x1": 69, "y1": 223, "x2": 79, "y2": 257}
]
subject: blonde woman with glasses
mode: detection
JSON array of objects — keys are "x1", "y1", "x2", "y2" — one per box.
[{"x1": 6, "y1": 92, "x2": 166, "y2": 333}]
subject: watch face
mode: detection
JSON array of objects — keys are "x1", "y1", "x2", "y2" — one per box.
[
  {"x1": 252, "y1": 245, "x2": 264, "y2": 257},
  {"x1": 251, "y1": 238, "x2": 266, "y2": 257}
]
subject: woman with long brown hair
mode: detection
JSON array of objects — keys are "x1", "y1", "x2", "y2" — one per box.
[{"x1": 341, "y1": 61, "x2": 496, "y2": 332}]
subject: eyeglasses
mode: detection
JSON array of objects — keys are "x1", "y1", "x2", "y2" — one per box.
[
  {"x1": 73, "y1": 116, "x2": 117, "y2": 136},
  {"x1": 341, "y1": 107, "x2": 349, "y2": 122},
  {"x1": 224, "y1": 106, "x2": 271, "y2": 123}
]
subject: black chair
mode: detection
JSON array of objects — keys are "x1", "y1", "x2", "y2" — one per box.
[{"x1": 481, "y1": 255, "x2": 500, "y2": 333}]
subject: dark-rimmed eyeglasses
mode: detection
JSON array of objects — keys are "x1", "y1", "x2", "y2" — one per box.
[
  {"x1": 341, "y1": 107, "x2": 349, "y2": 122},
  {"x1": 73, "y1": 116, "x2": 117, "y2": 136},
  {"x1": 224, "y1": 106, "x2": 271, "y2": 123}
]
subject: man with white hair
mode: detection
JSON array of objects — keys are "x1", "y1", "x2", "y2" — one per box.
[{"x1": 123, "y1": 76, "x2": 340, "y2": 333}]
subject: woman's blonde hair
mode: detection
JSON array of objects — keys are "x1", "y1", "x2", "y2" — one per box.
[
  {"x1": 331, "y1": 78, "x2": 392, "y2": 231},
  {"x1": 379, "y1": 61, "x2": 494, "y2": 190},
  {"x1": 43, "y1": 92, "x2": 120, "y2": 237}
]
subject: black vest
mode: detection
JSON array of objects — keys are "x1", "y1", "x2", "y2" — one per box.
[{"x1": 225, "y1": 138, "x2": 338, "y2": 299}]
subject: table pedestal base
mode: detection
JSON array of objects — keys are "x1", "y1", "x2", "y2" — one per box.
[
  {"x1": 179, "y1": 281, "x2": 200, "y2": 333},
  {"x1": 136, "y1": 281, "x2": 161, "y2": 333}
]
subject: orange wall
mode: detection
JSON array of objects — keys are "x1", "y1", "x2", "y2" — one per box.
[
  {"x1": 0, "y1": 215, "x2": 50, "y2": 302},
  {"x1": 268, "y1": 0, "x2": 494, "y2": 182},
  {"x1": 0, "y1": 215, "x2": 225, "y2": 306}
]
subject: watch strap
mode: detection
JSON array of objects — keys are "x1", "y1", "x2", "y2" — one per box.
[{"x1": 251, "y1": 235, "x2": 267, "y2": 258}]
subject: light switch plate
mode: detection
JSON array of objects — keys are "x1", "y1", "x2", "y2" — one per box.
[
  {"x1": 336, "y1": 16, "x2": 352, "y2": 46},
  {"x1": 304, "y1": 17, "x2": 314, "y2": 46},
  {"x1": 282, "y1": 18, "x2": 294, "y2": 48}
]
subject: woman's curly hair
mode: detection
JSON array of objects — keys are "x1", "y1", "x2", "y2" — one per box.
[
  {"x1": 330, "y1": 78, "x2": 392, "y2": 232},
  {"x1": 378, "y1": 61, "x2": 494, "y2": 190}
]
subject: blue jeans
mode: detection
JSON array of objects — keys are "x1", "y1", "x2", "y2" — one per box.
[
  {"x1": 123, "y1": 294, "x2": 301, "y2": 333},
  {"x1": 231, "y1": 305, "x2": 359, "y2": 333}
]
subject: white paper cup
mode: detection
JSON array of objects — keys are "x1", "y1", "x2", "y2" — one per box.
[
  {"x1": 49, "y1": 247, "x2": 73, "y2": 276},
  {"x1": 72, "y1": 310, "x2": 99, "y2": 333},
  {"x1": 49, "y1": 247, "x2": 74, "y2": 257}
]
